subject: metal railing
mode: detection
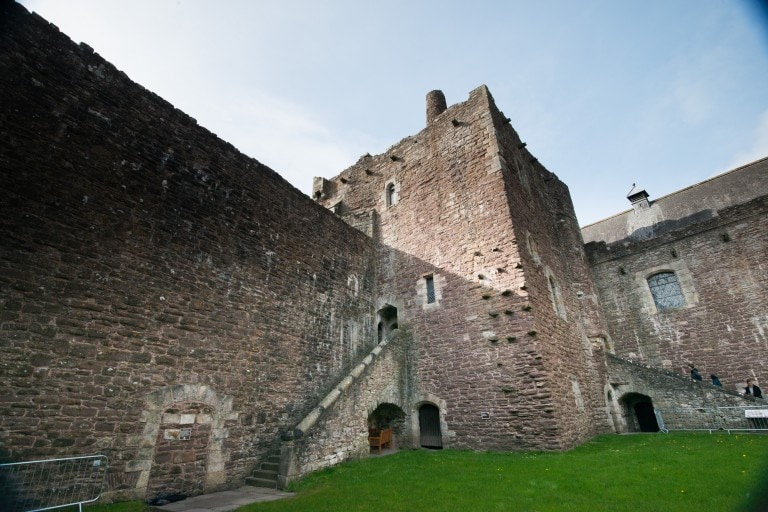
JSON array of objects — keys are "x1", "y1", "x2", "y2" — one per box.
[
  {"x1": 0, "y1": 454, "x2": 108, "y2": 512},
  {"x1": 655, "y1": 406, "x2": 768, "y2": 434}
]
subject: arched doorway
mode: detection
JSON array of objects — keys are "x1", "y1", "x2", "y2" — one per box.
[
  {"x1": 368, "y1": 403, "x2": 406, "y2": 453},
  {"x1": 418, "y1": 404, "x2": 443, "y2": 449},
  {"x1": 126, "y1": 384, "x2": 235, "y2": 500},
  {"x1": 619, "y1": 393, "x2": 659, "y2": 432},
  {"x1": 148, "y1": 402, "x2": 213, "y2": 500}
]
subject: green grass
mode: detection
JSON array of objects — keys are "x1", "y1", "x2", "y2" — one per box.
[
  {"x1": 79, "y1": 433, "x2": 768, "y2": 512},
  {"x1": 242, "y1": 433, "x2": 768, "y2": 512}
]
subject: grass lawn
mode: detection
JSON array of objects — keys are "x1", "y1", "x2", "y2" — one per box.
[
  {"x1": 80, "y1": 433, "x2": 768, "y2": 512},
  {"x1": 243, "y1": 433, "x2": 768, "y2": 512}
]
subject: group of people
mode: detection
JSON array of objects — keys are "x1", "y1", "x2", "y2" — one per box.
[{"x1": 689, "y1": 365, "x2": 762, "y2": 398}]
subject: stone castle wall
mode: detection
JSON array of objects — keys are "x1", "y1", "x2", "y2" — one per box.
[
  {"x1": 4, "y1": 0, "x2": 766, "y2": 502},
  {"x1": 0, "y1": 3, "x2": 377, "y2": 499},
  {"x1": 586, "y1": 193, "x2": 768, "y2": 392}
]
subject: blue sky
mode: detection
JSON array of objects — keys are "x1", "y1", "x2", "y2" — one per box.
[{"x1": 18, "y1": 0, "x2": 768, "y2": 226}]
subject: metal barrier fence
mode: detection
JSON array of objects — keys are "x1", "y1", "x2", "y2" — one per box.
[
  {"x1": 0, "y1": 454, "x2": 108, "y2": 512},
  {"x1": 655, "y1": 406, "x2": 768, "y2": 434}
]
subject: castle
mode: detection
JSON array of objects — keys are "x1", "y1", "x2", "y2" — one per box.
[{"x1": 1, "y1": 2, "x2": 767, "y2": 501}]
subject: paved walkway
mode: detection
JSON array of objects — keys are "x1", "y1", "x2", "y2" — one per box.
[
  {"x1": 150, "y1": 449, "x2": 396, "y2": 511},
  {"x1": 151, "y1": 486, "x2": 295, "y2": 512}
]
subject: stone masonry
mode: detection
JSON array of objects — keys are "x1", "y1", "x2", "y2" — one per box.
[{"x1": 2, "y1": 1, "x2": 767, "y2": 502}]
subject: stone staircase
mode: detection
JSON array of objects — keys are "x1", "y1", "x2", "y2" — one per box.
[{"x1": 245, "y1": 447, "x2": 280, "y2": 489}]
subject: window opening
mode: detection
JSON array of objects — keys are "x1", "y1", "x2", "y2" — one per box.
[
  {"x1": 647, "y1": 271, "x2": 686, "y2": 311},
  {"x1": 386, "y1": 182, "x2": 397, "y2": 207},
  {"x1": 425, "y1": 275, "x2": 435, "y2": 304}
]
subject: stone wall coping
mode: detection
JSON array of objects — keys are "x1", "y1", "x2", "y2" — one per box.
[
  {"x1": 607, "y1": 353, "x2": 745, "y2": 399},
  {"x1": 292, "y1": 333, "x2": 396, "y2": 438},
  {"x1": 586, "y1": 195, "x2": 768, "y2": 264},
  {"x1": 581, "y1": 157, "x2": 768, "y2": 241}
]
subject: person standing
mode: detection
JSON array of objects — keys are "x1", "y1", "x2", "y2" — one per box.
[
  {"x1": 690, "y1": 365, "x2": 703, "y2": 382},
  {"x1": 745, "y1": 378, "x2": 763, "y2": 398}
]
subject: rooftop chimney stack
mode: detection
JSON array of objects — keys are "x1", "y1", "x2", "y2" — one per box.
[{"x1": 626, "y1": 183, "x2": 650, "y2": 212}]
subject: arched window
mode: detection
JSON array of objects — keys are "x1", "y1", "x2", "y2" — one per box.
[
  {"x1": 647, "y1": 271, "x2": 686, "y2": 311},
  {"x1": 386, "y1": 182, "x2": 397, "y2": 207},
  {"x1": 347, "y1": 274, "x2": 359, "y2": 297}
]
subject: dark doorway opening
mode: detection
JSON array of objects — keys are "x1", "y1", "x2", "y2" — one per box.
[
  {"x1": 377, "y1": 304, "x2": 398, "y2": 342},
  {"x1": 634, "y1": 402, "x2": 659, "y2": 432},
  {"x1": 620, "y1": 392, "x2": 659, "y2": 432},
  {"x1": 418, "y1": 404, "x2": 443, "y2": 449}
]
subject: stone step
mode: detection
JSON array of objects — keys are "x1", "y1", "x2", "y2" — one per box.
[
  {"x1": 246, "y1": 447, "x2": 282, "y2": 489},
  {"x1": 261, "y1": 462, "x2": 278, "y2": 472},
  {"x1": 251, "y1": 469, "x2": 277, "y2": 481},
  {"x1": 245, "y1": 476, "x2": 277, "y2": 488}
]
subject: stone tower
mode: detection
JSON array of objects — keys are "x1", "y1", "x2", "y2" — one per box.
[{"x1": 314, "y1": 86, "x2": 612, "y2": 450}]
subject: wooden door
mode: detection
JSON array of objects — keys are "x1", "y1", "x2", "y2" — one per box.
[{"x1": 418, "y1": 404, "x2": 442, "y2": 449}]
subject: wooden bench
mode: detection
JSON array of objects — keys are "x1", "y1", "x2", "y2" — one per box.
[{"x1": 368, "y1": 427, "x2": 392, "y2": 454}]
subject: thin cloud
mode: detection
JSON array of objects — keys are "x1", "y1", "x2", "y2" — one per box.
[
  {"x1": 199, "y1": 91, "x2": 370, "y2": 196},
  {"x1": 729, "y1": 109, "x2": 768, "y2": 169},
  {"x1": 673, "y1": 79, "x2": 714, "y2": 127}
]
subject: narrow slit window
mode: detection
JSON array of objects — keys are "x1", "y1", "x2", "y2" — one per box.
[
  {"x1": 549, "y1": 276, "x2": 566, "y2": 320},
  {"x1": 647, "y1": 271, "x2": 686, "y2": 311},
  {"x1": 425, "y1": 275, "x2": 435, "y2": 304}
]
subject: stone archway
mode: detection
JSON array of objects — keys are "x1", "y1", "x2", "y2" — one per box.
[
  {"x1": 409, "y1": 393, "x2": 450, "y2": 449},
  {"x1": 619, "y1": 392, "x2": 659, "y2": 432},
  {"x1": 367, "y1": 403, "x2": 406, "y2": 452},
  {"x1": 126, "y1": 384, "x2": 236, "y2": 500}
]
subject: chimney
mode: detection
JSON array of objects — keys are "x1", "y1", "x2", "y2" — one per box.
[{"x1": 426, "y1": 90, "x2": 447, "y2": 124}]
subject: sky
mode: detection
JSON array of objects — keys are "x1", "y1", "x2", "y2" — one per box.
[{"x1": 18, "y1": 0, "x2": 768, "y2": 226}]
